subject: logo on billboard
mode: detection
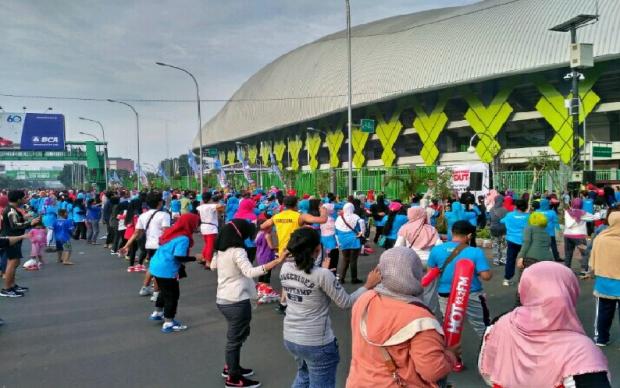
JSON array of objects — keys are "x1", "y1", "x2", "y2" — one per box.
[{"x1": 6, "y1": 115, "x2": 22, "y2": 123}]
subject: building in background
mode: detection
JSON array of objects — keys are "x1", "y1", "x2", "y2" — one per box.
[{"x1": 107, "y1": 157, "x2": 134, "y2": 172}]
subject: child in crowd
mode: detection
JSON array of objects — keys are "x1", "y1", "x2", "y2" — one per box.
[
  {"x1": 53, "y1": 209, "x2": 75, "y2": 265},
  {"x1": 28, "y1": 223, "x2": 47, "y2": 268}
]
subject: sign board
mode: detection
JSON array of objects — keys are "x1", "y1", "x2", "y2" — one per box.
[
  {"x1": 206, "y1": 148, "x2": 218, "y2": 157},
  {"x1": 592, "y1": 146, "x2": 612, "y2": 158},
  {"x1": 360, "y1": 119, "x2": 375, "y2": 133},
  {"x1": 5, "y1": 170, "x2": 59, "y2": 180},
  {"x1": 0, "y1": 113, "x2": 66, "y2": 151},
  {"x1": 437, "y1": 163, "x2": 490, "y2": 196}
]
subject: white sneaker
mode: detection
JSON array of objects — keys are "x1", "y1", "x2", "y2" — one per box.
[
  {"x1": 139, "y1": 286, "x2": 153, "y2": 296},
  {"x1": 502, "y1": 279, "x2": 513, "y2": 287},
  {"x1": 149, "y1": 311, "x2": 164, "y2": 321},
  {"x1": 150, "y1": 291, "x2": 160, "y2": 302}
]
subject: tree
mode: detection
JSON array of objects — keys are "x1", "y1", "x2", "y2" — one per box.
[
  {"x1": 526, "y1": 151, "x2": 561, "y2": 209},
  {"x1": 383, "y1": 167, "x2": 435, "y2": 201}
]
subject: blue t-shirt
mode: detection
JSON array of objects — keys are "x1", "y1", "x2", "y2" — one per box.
[
  {"x1": 537, "y1": 210, "x2": 558, "y2": 237},
  {"x1": 87, "y1": 205, "x2": 102, "y2": 221},
  {"x1": 382, "y1": 214, "x2": 409, "y2": 240},
  {"x1": 149, "y1": 236, "x2": 190, "y2": 279},
  {"x1": 170, "y1": 199, "x2": 181, "y2": 213},
  {"x1": 500, "y1": 211, "x2": 530, "y2": 245},
  {"x1": 427, "y1": 242, "x2": 491, "y2": 294},
  {"x1": 53, "y1": 219, "x2": 75, "y2": 243},
  {"x1": 42, "y1": 205, "x2": 58, "y2": 228},
  {"x1": 582, "y1": 198, "x2": 594, "y2": 215},
  {"x1": 72, "y1": 206, "x2": 86, "y2": 223}
]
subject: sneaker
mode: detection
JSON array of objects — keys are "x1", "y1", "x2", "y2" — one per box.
[
  {"x1": 0, "y1": 288, "x2": 24, "y2": 298},
  {"x1": 139, "y1": 286, "x2": 153, "y2": 296},
  {"x1": 594, "y1": 338, "x2": 610, "y2": 347},
  {"x1": 161, "y1": 320, "x2": 187, "y2": 333},
  {"x1": 502, "y1": 279, "x2": 513, "y2": 287},
  {"x1": 150, "y1": 291, "x2": 160, "y2": 302},
  {"x1": 14, "y1": 284, "x2": 29, "y2": 293},
  {"x1": 127, "y1": 266, "x2": 136, "y2": 273},
  {"x1": 452, "y1": 359, "x2": 465, "y2": 373},
  {"x1": 221, "y1": 365, "x2": 255, "y2": 378},
  {"x1": 136, "y1": 264, "x2": 147, "y2": 272},
  {"x1": 225, "y1": 376, "x2": 261, "y2": 388},
  {"x1": 149, "y1": 311, "x2": 164, "y2": 321}
]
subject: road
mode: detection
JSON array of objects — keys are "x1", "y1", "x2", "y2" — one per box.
[{"x1": 0, "y1": 238, "x2": 618, "y2": 388}]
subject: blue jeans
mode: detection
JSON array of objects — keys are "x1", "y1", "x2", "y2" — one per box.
[{"x1": 284, "y1": 339, "x2": 340, "y2": 388}]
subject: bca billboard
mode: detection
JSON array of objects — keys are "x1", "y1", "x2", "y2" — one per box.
[{"x1": 0, "y1": 113, "x2": 66, "y2": 151}]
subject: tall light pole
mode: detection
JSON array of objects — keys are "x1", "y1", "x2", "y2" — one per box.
[
  {"x1": 79, "y1": 117, "x2": 108, "y2": 189},
  {"x1": 345, "y1": 0, "x2": 353, "y2": 196},
  {"x1": 156, "y1": 62, "x2": 204, "y2": 193},
  {"x1": 107, "y1": 99, "x2": 141, "y2": 190}
]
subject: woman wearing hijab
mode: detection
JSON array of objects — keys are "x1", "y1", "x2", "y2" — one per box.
[
  {"x1": 380, "y1": 201, "x2": 408, "y2": 249},
  {"x1": 347, "y1": 247, "x2": 458, "y2": 387},
  {"x1": 395, "y1": 207, "x2": 441, "y2": 265},
  {"x1": 479, "y1": 261, "x2": 610, "y2": 388},
  {"x1": 588, "y1": 210, "x2": 620, "y2": 347},
  {"x1": 320, "y1": 193, "x2": 339, "y2": 271},
  {"x1": 564, "y1": 198, "x2": 597, "y2": 276},
  {"x1": 281, "y1": 228, "x2": 381, "y2": 388},
  {"x1": 335, "y1": 202, "x2": 366, "y2": 284},
  {"x1": 234, "y1": 198, "x2": 258, "y2": 262},
  {"x1": 225, "y1": 195, "x2": 240, "y2": 223},
  {"x1": 147, "y1": 213, "x2": 200, "y2": 333},
  {"x1": 503, "y1": 196, "x2": 515, "y2": 212},
  {"x1": 370, "y1": 195, "x2": 388, "y2": 244},
  {"x1": 212, "y1": 219, "x2": 286, "y2": 388}
]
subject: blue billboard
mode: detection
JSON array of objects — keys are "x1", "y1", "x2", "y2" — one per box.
[{"x1": 0, "y1": 113, "x2": 66, "y2": 151}]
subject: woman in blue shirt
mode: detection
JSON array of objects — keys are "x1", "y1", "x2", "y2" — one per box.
[
  {"x1": 42, "y1": 197, "x2": 58, "y2": 247},
  {"x1": 72, "y1": 199, "x2": 87, "y2": 240},
  {"x1": 445, "y1": 202, "x2": 477, "y2": 241},
  {"x1": 148, "y1": 213, "x2": 200, "y2": 333},
  {"x1": 500, "y1": 199, "x2": 530, "y2": 286},
  {"x1": 380, "y1": 201, "x2": 408, "y2": 249},
  {"x1": 86, "y1": 198, "x2": 102, "y2": 244}
]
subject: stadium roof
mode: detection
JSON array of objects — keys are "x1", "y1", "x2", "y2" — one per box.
[{"x1": 196, "y1": 0, "x2": 620, "y2": 147}]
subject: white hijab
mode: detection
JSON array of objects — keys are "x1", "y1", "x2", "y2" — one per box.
[{"x1": 335, "y1": 202, "x2": 361, "y2": 232}]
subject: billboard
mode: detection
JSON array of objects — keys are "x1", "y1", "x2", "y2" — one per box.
[
  {"x1": 0, "y1": 112, "x2": 66, "y2": 151},
  {"x1": 438, "y1": 162, "x2": 490, "y2": 196}
]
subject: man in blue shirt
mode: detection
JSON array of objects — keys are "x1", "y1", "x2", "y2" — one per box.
[
  {"x1": 500, "y1": 199, "x2": 529, "y2": 286},
  {"x1": 428, "y1": 220, "x2": 492, "y2": 340}
]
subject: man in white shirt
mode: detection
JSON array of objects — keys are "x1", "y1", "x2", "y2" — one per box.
[
  {"x1": 196, "y1": 192, "x2": 225, "y2": 268},
  {"x1": 121, "y1": 191, "x2": 171, "y2": 297}
]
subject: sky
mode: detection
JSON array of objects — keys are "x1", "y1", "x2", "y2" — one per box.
[{"x1": 0, "y1": 0, "x2": 478, "y2": 171}]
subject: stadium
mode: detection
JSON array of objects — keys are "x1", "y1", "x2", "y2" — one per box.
[{"x1": 194, "y1": 0, "x2": 620, "y2": 193}]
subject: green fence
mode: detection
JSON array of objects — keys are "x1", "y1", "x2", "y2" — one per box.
[{"x1": 142, "y1": 167, "x2": 619, "y2": 196}]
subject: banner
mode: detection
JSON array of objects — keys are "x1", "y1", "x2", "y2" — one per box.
[
  {"x1": 157, "y1": 164, "x2": 170, "y2": 184},
  {"x1": 187, "y1": 150, "x2": 199, "y2": 176},
  {"x1": 214, "y1": 158, "x2": 228, "y2": 189},
  {"x1": 438, "y1": 162, "x2": 490, "y2": 196},
  {"x1": 0, "y1": 112, "x2": 66, "y2": 151},
  {"x1": 270, "y1": 152, "x2": 283, "y2": 184},
  {"x1": 237, "y1": 145, "x2": 255, "y2": 185}
]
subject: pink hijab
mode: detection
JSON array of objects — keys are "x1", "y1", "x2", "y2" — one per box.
[
  {"x1": 234, "y1": 198, "x2": 257, "y2": 221},
  {"x1": 479, "y1": 262, "x2": 608, "y2": 387},
  {"x1": 397, "y1": 207, "x2": 438, "y2": 250}
]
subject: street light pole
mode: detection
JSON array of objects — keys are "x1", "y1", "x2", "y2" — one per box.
[
  {"x1": 345, "y1": 0, "x2": 353, "y2": 196},
  {"x1": 79, "y1": 117, "x2": 108, "y2": 189},
  {"x1": 107, "y1": 99, "x2": 141, "y2": 190},
  {"x1": 156, "y1": 62, "x2": 204, "y2": 194}
]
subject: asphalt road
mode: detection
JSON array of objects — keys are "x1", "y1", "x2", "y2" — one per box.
[{"x1": 0, "y1": 237, "x2": 618, "y2": 388}]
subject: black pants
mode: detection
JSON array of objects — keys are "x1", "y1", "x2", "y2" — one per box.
[
  {"x1": 564, "y1": 237, "x2": 588, "y2": 271},
  {"x1": 550, "y1": 236, "x2": 560, "y2": 261},
  {"x1": 505, "y1": 241, "x2": 521, "y2": 281},
  {"x1": 155, "y1": 277, "x2": 180, "y2": 319},
  {"x1": 111, "y1": 229, "x2": 124, "y2": 253},
  {"x1": 373, "y1": 225, "x2": 384, "y2": 243},
  {"x1": 73, "y1": 221, "x2": 87, "y2": 240},
  {"x1": 105, "y1": 223, "x2": 115, "y2": 245},
  {"x1": 338, "y1": 249, "x2": 359, "y2": 281},
  {"x1": 328, "y1": 248, "x2": 339, "y2": 271},
  {"x1": 217, "y1": 300, "x2": 252, "y2": 380},
  {"x1": 129, "y1": 237, "x2": 147, "y2": 266},
  {"x1": 595, "y1": 297, "x2": 620, "y2": 344}
]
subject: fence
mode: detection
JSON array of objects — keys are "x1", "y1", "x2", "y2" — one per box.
[{"x1": 140, "y1": 167, "x2": 619, "y2": 196}]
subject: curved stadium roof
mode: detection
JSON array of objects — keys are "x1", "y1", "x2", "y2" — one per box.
[{"x1": 196, "y1": 0, "x2": 620, "y2": 147}]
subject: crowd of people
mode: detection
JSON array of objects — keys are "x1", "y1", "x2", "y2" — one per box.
[{"x1": 0, "y1": 182, "x2": 618, "y2": 387}]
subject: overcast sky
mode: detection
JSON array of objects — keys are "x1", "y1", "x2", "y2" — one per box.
[{"x1": 0, "y1": 0, "x2": 477, "y2": 170}]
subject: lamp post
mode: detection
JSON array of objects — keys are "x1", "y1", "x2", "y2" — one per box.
[
  {"x1": 467, "y1": 132, "x2": 499, "y2": 190},
  {"x1": 107, "y1": 99, "x2": 141, "y2": 190},
  {"x1": 156, "y1": 62, "x2": 204, "y2": 194},
  {"x1": 550, "y1": 14, "x2": 598, "y2": 171},
  {"x1": 79, "y1": 117, "x2": 108, "y2": 188},
  {"x1": 345, "y1": 0, "x2": 353, "y2": 196}
]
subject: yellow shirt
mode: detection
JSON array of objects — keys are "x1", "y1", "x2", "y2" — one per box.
[{"x1": 272, "y1": 209, "x2": 301, "y2": 256}]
